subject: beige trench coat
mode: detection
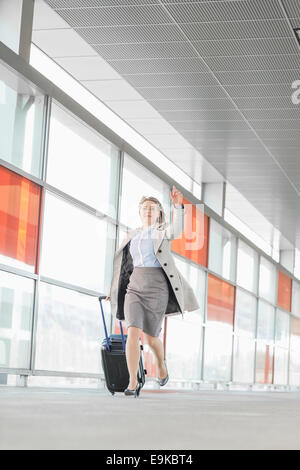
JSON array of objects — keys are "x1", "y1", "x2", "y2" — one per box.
[{"x1": 107, "y1": 205, "x2": 200, "y2": 321}]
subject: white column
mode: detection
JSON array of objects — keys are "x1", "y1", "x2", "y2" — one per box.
[
  {"x1": 279, "y1": 249, "x2": 295, "y2": 274},
  {"x1": 0, "y1": 0, "x2": 34, "y2": 62},
  {"x1": 203, "y1": 182, "x2": 226, "y2": 217}
]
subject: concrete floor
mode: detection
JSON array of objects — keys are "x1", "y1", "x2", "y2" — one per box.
[{"x1": 1, "y1": 386, "x2": 300, "y2": 450}]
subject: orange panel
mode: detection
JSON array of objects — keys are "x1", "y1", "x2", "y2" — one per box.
[
  {"x1": 171, "y1": 196, "x2": 209, "y2": 267},
  {"x1": 207, "y1": 273, "x2": 235, "y2": 326},
  {"x1": 0, "y1": 165, "x2": 41, "y2": 269},
  {"x1": 277, "y1": 270, "x2": 292, "y2": 312}
]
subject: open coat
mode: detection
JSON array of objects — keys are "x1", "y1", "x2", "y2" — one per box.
[{"x1": 108, "y1": 205, "x2": 200, "y2": 321}]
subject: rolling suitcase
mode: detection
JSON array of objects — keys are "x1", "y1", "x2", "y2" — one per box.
[{"x1": 98, "y1": 296, "x2": 147, "y2": 395}]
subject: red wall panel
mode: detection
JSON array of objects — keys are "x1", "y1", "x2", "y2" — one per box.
[
  {"x1": 207, "y1": 273, "x2": 235, "y2": 326},
  {"x1": 0, "y1": 165, "x2": 41, "y2": 269},
  {"x1": 171, "y1": 196, "x2": 209, "y2": 267},
  {"x1": 277, "y1": 270, "x2": 292, "y2": 312}
]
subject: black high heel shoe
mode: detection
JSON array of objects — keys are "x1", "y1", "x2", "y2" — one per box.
[
  {"x1": 158, "y1": 359, "x2": 169, "y2": 387},
  {"x1": 124, "y1": 382, "x2": 141, "y2": 397}
]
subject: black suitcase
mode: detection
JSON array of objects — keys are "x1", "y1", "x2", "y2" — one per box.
[{"x1": 98, "y1": 296, "x2": 146, "y2": 395}]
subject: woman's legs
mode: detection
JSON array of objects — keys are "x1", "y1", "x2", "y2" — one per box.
[
  {"x1": 143, "y1": 332, "x2": 167, "y2": 379},
  {"x1": 125, "y1": 325, "x2": 141, "y2": 389}
]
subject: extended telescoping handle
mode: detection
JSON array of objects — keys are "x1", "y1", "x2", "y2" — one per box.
[
  {"x1": 98, "y1": 296, "x2": 126, "y2": 352},
  {"x1": 98, "y1": 296, "x2": 110, "y2": 351}
]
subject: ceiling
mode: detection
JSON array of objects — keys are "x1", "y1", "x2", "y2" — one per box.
[{"x1": 32, "y1": 0, "x2": 300, "y2": 252}]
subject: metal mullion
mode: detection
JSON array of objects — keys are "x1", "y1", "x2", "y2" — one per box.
[
  {"x1": 109, "y1": 149, "x2": 124, "y2": 335},
  {"x1": 0, "y1": 263, "x2": 38, "y2": 280},
  {"x1": 39, "y1": 275, "x2": 104, "y2": 298},
  {"x1": 200, "y1": 270, "x2": 208, "y2": 382},
  {"x1": 230, "y1": 234, "x2": 238, "y2": 384},
  {"x1": 0, "y1": 158, "x2": 44, "y2": 187},
  {"x1": 254, "y1": 253, "x2": 261, "y2": 385},
  {"x1": 29, "y1": 92, "x2": 52, "y2": 375},
  {"x1": 273, "y1": 267, "x2": 279, "y2": 385}
]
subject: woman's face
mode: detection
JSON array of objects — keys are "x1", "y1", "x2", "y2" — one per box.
[{"x1": 139, "y1": 201, "x2": 160, "y2": 226}]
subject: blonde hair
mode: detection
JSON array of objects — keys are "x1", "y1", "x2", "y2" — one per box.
[{"x1": 138, "y1": 196, "x2": 167, "y2": 229}]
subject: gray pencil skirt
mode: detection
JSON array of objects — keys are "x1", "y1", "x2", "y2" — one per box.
[{"x1": 124, "y1": 266, "x2": 169, "y2": 337}]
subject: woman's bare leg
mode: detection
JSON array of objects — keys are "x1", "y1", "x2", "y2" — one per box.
[
  {"x1": 143, "y1": 333, "x2": 167, "y2": 379},
  {"x1": 125, "y1": 326, "x2": 141, "y2": 389}
]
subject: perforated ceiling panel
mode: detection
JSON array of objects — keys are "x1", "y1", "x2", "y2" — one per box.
[{"x1": 41, "y1": 0, "x2": 300, "y2": 249}]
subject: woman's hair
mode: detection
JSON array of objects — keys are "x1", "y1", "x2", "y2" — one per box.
[{"x1": 138, "y1": 196, "x2": 167, "y2": 229}]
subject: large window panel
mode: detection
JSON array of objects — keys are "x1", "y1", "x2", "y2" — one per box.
[
  {"x1": 0, "y1": 270, "x2": 34, "y2": 369},
  {"x1": 274, "y1": 308, "x2": 290, "y2": 385},
  {"x1": 0, "y1": 61, "x2": 45, "y2": 178},
  {"x1": 236, "y1": 239, "x2": 258, "y2": 294},
  {"x1": 208, "y1": 219, "x2": 236, "y2": 282},
  {"x1": 166, "y1": 260, "x2": 205, "y2": 381},
  {"x1": 166, "y1": 312, "x2": 203, "y2": 382},
  {"x1": 259, "y1": 257, "x2": 276, "y2": 304},
  {"x1": 173, "y1": 254, "x2": 206, "y2": 322},
  {"x1": 40, "y1": 192, "x2": 115, "y2": 293},
  {"x1": 289, "y1": 316, "x2": 300, "y2": 386},
  {"x1": 35, "y1": 282, "x2": 110, "y2": 374},
  {"x1": 255, "y1": 300, "x2": 275, "y2": 384},
  {"x1": 120, "y1": 154, "x2": 171, "y2": 229},
  {"x1": 0, "y1": 165, "x2": 41, "y2": 273},
  {"x1": 233, "y1": 289, "x2": 257, "y2": 383},
  {"x1": 47, "y1": 102, "x2": 119, "y2": 218},
  {"x1": 292, "y1": 280, "x2": 300, "y2": 318},
  {"x1": 204, "y1": 274, "x2": 235, "y2": 382}
]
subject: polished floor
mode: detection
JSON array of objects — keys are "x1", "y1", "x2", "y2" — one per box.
[{"x1": 1, "y1": 385, "x2": 300, "y2": 450}]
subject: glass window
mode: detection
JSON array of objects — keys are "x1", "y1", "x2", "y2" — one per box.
[
  {"x1": 292, "y1": 280, "x2": 300, "y2": 318},
  {"x1": 204, "y1": 274, "x2": 235, "y2": 381},
  {"x1": 0, "y1": 270, "x2": 34, "y2": 369},
  {"x1": 256, "y1": 300, "x2": 275, "y2": 343},
  {"x1": 277, "y1": 270, "x2": 292, "y2": 312},
  {"x1": 233, "y1": 337, "x2": 255, "y2": 384},
  {"x1": 174, "y1": 255, "x2": 206, "y2": 322},
  {"x1": 0, "y1": 165, "x2": 41, "y2": 273},
  {"x1": 236, "y1": 239, "x2": 258, "y2": 293},
  {"x1": 275, "y1": 308, "x2": 290, "y2": 348},
  {"x1": 208, "y1": 219, "x2": 236, "y2": 282},
  {"x1": 40, "y1": 192, "x2": 116, "y2": 292},
  {"x1": 0, "y1": 61, "x2": 45, "y2": 178},
  {"x1": 233, "y1": 289, "x2": 257, "y2": 383},
  {"x1": 120, "y1": 153, "x2": 171, "y2": 229},
  {"x1": 259, "y1": 257, "x2": 276, "y2": 304},
  {"x1": 166, "y1": 258, "x2": 206, "y2": 382},
  {"x1": 255, "y1": 342, "x2": 274, "y2": 385},
  {"x1": 166, "y1": 313, "x2": 203, "y2": 382},
  {"x1": 255, "y1": 300, "x2": 275, "y2": 385},
  {"x1": 274, "y1": 308, "x2": 290, "y2": 385},
  {"x1": 234, "y1": 289, "x2": 257, "y2": 338},
  {"x1": 47, "y1": 102, "x2": 119, "y2": 218},
  {"x1": 289, "y1": 316, "x2": 300, "y2": 386},
  {"x1": 35, "y1": 282, "x2": 111, "y2": 374}
]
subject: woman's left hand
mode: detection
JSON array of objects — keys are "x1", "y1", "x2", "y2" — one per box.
[{"x1": 170, "y1": 185, "x2": 183, "y2": 206}]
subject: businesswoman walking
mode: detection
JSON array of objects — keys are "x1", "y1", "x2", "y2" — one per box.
[{"x1": 105, "y1": 185, "x2": 200, "y2": 397}]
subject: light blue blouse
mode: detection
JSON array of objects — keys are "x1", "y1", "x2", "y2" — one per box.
[{"x1": 129, "y1": 204, "x2": 183, "y2": 267}]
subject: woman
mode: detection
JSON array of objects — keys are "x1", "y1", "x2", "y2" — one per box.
[{"x1": 105, "y1": 185, "x2": 200, "y2": 397}]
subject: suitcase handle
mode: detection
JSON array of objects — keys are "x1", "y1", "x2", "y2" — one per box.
[{"x1": 98, "y1": 296, "x2": 126, "y2": 352}]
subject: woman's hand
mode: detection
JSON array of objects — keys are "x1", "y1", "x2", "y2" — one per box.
[
  {"x1": 170, "y1": 185, "x2": 183, "y2": 206},
  {"x1": 105, "y1": 295, "x2": 111, "y2": 301}
]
